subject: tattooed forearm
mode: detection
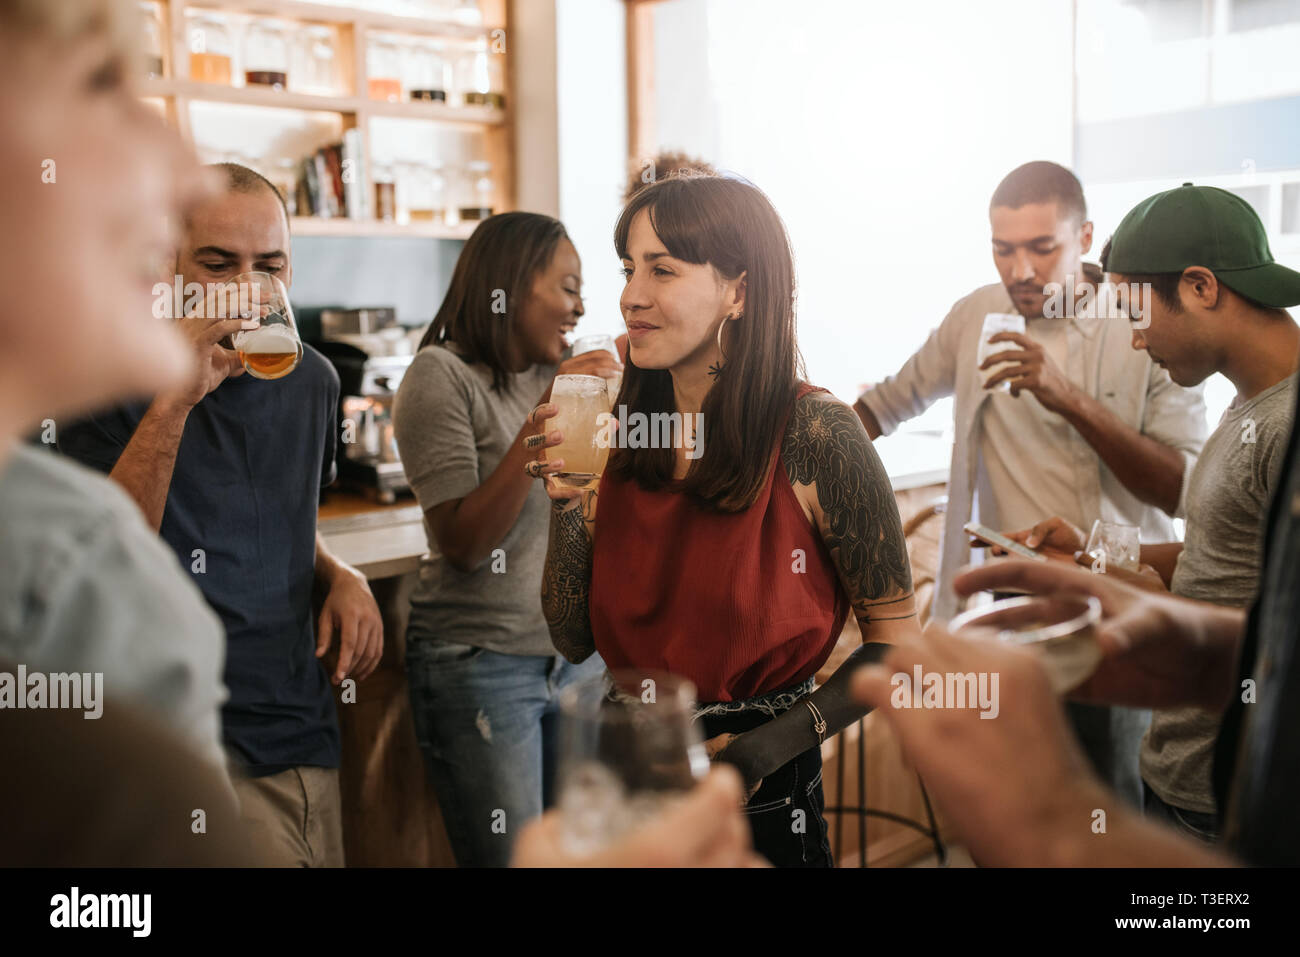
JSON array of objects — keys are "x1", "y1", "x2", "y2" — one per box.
[
  {"x1": 541, "y1": 494, "x2": 598, "y2": 663},
  {"x1": 782, "y1": 396, "x2": 915, "y2": 628}
]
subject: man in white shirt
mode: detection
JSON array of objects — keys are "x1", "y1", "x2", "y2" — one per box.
[{"x1": 853, "y1": 161, "x2": 1207, "y2": 806}]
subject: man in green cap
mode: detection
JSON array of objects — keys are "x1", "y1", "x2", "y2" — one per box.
[
  {"x1": 1001, "y1": 183, "x2": 1300, "y2": 843},
  {"x1": 850, "y1": 183, "x2": 1300, "y2": 866}
]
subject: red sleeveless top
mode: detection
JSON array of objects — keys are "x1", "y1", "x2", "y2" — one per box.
[{"x1": 589, "y1": 383, "x2": 851, "y2": 702}]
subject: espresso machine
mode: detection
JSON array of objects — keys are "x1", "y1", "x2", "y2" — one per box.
[{"x1": 315, "y1": 307, "x2": 421, "y2": 503}]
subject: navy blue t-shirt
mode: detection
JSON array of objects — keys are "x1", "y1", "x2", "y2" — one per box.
[{"x1": 58, "y1": 345, "x2": 341, "y2": 777}]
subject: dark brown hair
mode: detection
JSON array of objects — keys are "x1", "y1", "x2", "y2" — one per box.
[
  {"x1": 610, "y1": 173, "x2": 804, "y2": 512},
  {"x1": 990, "y1": 161, "x2": 1087, "y2": 224},
  {"x1": 419, "y1": 211, "x2": 569, "y2": 393}
]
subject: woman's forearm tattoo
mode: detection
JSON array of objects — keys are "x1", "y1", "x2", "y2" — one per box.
[{"x1": 541, "y1": 493, "x2": 598, "y2": 662}]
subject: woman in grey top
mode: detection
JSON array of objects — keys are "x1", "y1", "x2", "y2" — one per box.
[{"x1": 393, "y1": 212, "x2": 620, "y2": 867}]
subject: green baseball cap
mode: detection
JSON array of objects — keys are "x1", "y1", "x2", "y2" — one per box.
[{"x1": 1106, "y1": 183, "x2": 1300, "y2": 308}]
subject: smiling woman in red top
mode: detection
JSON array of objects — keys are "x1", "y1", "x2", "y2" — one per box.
[{"x1": 532, "y1": 172, "x2": 920, "y2": 867}]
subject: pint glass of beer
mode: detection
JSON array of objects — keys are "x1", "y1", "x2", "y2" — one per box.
[
  {"x1": 229, "y1": 271, "x2": 302, "y2": 380},
  {"x1": 549, "y1": 374, "x2": 611, "y2": 489}
]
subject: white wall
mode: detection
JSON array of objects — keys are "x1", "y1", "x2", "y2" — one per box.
[
  {"x1": 651, "y1": 0, "x2": 1077, "y2": 422},
  {"x1": 556, "y1": 0, "x2": 629, "y2": 340}
]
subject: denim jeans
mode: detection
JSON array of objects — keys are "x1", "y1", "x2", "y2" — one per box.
[
  {"x1": 1142, "y1": 781, "x2": 1220, "y2": 844},
  {"x1": 700, "y1": 708, "x2": 833, "y2": 868},
  {"x1": 406, "y1": 637, "x2": 606, "y2": 867}
]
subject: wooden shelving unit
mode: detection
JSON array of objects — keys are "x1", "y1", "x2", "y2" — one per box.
[{"x1": 141, "y1": 0, "x2": 513, "y2": 238}]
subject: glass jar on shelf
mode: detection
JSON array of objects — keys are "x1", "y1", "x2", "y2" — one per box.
[
  {"x1": 244, "y1": 19, "x2": 290, "y2": 89},
  {"x1": 139, "y1": 2, "x2": 165, "y2": 79},
  {"x1": 454, "y1": 40, "x2": 490, "y2": 107},
  {"x1": 291, "y1": 25, "x2": 339, "y2": 96},
  {"x1": 452, "y1": 0, "x2": 483, "y2": 27},
  {"x1": 459, "y1": 160, "x2": 495, "y2": 221},
  {"x1": 408, "y1": 163, "x2": 446, "y2": 223},
  {"x1": 187, "y1": 12, "x2": 234, "y2": 85},
  {"x1": 373, "y1": 164, "x2": 397, "y2": 223},
  {"x1": 367, "y1": 37, "x2": 403, "y2": 102},
  {"x1": 404, "y1": 39, "x2": 448, "y2": 103}
]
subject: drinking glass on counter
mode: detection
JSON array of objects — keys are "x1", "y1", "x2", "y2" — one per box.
[
  {"x1": 228, "y1": 272, "x2": 303, "y2": 381},
  {"x1": 1084, "y1": 520, "x2": 1141, "y2": 573},
  {"x1": 557, "y1": 671, "x2": 709, "y2": 857},
  {"x1": 548, "y1": 374, "x2": 611, "y2": 489},
  {"x1": 949, "y1": 594, "x2": 1103, "y2": 693},
  {"x1": 570, "y1": 334, "x2": 621, "y2": 405},
  {"x1": 188, "y1": 12, "x2": 233, "y2": 85}
]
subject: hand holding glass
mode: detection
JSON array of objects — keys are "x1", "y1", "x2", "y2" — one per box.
[
  {"x1": 548, "y1": 374, "x2": 611, "y2": 488},
  {"x1": 949, "y1": 594, "x2": 1103, "y2": 693}
]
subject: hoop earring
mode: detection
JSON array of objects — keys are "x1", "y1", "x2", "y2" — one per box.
[{"x1": 708, "y1": 313, "x2": 741, "y2": 378}]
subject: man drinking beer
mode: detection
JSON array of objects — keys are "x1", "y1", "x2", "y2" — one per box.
[{"x1": 59, "y1": 163, "x2": 383, "y2": 868}]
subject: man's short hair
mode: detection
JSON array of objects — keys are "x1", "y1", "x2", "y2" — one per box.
[
  {"x1": 990, "y1": 161, "x2": 1087, "y2": 225},
  {"x1": 209, "y1": 162, "x2": 290, "y2": 226}
]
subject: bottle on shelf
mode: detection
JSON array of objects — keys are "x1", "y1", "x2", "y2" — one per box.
[
  {"x1": 244, "y1": 19, "x2": 290, "y2": 90},
  {"x1": 367, "y1": 37, "x2": 403, "y2": 102},
  {"x1": 373, "y1": 165, "x2": 397, "y2": 223},
  {"x1": 291, "y1": 25, "x2": 340, "y2": 96},
  {"x1": 459, "y1": 160, "x2": 494, "y2": 221},
  {"x1": 139, "y1": 1, "x2": 165, "y2": 79},
  {"x1": 188, "y1": 12, "x2": 234, "y2": 85},
  {"x1": 454, "y1": 39, "x2": 490, "y2": 107},
  {"x1": 405, "y1": 39, "x2": 448, "y2": 103}
]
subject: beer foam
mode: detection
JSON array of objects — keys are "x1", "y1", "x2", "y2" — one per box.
[{"x1": 239, "y1": 324, "x2": 297, "y2": 353}]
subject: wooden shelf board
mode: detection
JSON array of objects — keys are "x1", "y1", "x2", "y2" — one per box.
[
  {"x1": 141, "y1": 77, "x2": 505, "y2": 126},
  {"x1": 182, "y1": 0, "x2": 504, "y2": 38},
  {"x1": 290, "y1": 216, "x2": 476, "y2": 238}
]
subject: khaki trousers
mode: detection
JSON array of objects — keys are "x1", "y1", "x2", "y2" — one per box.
[{"x1": 232, "y1": 766, "x2": 345, "y2": 867}]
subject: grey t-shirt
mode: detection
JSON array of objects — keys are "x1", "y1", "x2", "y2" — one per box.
[
  {"x1": 1141, "y1": 373, "x2": 1296, "y2": 813},
  {"x1": 393, "y1": 343, "x2": 558, "y2": 656},
  {"x1": 0, "y1": 444, "x2": 229, "y2": 774}
]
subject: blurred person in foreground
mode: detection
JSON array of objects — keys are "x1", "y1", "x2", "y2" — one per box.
[
  {"x1": 1000, "y1": 186, "x2": 1299, "y2": 843},
  {"x1": 0, "y1": 0, "x2": 243, "y2": 858}
]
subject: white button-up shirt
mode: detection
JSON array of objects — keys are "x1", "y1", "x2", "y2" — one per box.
[{"x1": 860, "y1": 282, "x2": 1207, "y2": 621}]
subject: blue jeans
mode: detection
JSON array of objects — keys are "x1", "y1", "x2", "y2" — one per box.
[
  {"x1": 1142, "y1": 782, "x2": 1220, "y2": 844},
  {"x1": 406, "y1": 637, "x2": 605, "y2": 867}
]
